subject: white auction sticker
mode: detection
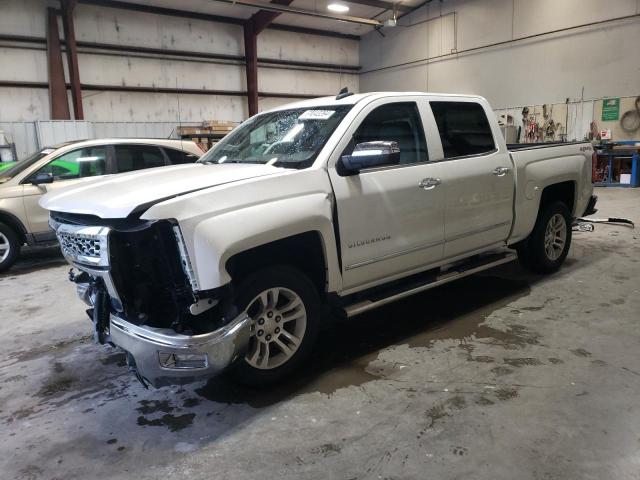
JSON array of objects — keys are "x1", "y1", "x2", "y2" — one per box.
[{"x1": 298, "y1": 110, "x2": 335, "y2": 121}]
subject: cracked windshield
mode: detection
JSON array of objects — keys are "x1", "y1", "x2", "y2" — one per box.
[{"x1": 198, "y1": 106, "x2": 352, "y2": 169}]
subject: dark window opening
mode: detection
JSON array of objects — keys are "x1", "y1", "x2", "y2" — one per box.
[
  {"x1": 430, "y1": 101, "x2": 496, "y2": 158},
  {"x1": 164, "y1": 148, "x2": 199, "y2": 165},
  {"x1": 114, "y1": 145, "x2": 166, "y2": 173},
  {"x1": 352, "y1": 102, "x2": 428, "y2": 166}
]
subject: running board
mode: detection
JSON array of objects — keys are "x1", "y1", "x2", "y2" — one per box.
[{"x1": 343, "y1": 251, "x2": 517, "y2": 317}]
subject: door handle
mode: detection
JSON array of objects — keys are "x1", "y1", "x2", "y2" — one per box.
[
  {"x1": 492, "y1": 166, "x2": 510, "y2": 176},
  {"x1": 418, "y1": 177, "x2": 441, "y2": 190}
]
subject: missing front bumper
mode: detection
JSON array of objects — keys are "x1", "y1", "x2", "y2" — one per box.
[{"x1": 109, "y1": 312, "x2": 251, "y2": 387}]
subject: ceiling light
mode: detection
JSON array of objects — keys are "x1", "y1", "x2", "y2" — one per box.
[{"x1": 327, "y1": 3, "x2": 349, "y2": 13}]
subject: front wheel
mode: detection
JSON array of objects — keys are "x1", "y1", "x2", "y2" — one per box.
[
  {"x1": 517, "y1": 201, "x2": 572, "y2": 273},
  {"x1": 0, "y1": 222, "x2": 20, "y2": 273},
  {"x1": 230, "y1": 265, "x2": 321, "y2": 386}
]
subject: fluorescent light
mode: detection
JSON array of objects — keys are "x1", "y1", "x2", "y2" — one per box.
[{"x1": 327, "y1": 3, "x2": 349, "y2": 13}]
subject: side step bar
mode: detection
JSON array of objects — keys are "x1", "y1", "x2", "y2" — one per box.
[{"x1": 343, "y1": 251, "x2": 517, "y2": 317}]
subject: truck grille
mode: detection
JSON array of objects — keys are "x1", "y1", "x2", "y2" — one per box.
[{"x1": 54, "y1": 223, "x2": 111, "y2": 267}]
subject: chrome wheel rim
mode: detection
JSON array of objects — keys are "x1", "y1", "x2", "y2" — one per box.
[
  {"x1": 0, "y1": 232, "x2": 10, "y2": 263},
  {"x1": 544, "y1": 213, "x2": 567, "y2": 261},
  {"x1": 244, "y1": 287, "x2": 307, "y2": 370}
]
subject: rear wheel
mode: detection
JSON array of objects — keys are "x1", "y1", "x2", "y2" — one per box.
[
  {"x1": 517, "y1": 201, "x2": 572, "y2": 273},
  {"x1": 0, "y1": 222, "x2": 20, "y2": 272},
  {"x1": 230, "y1": 265, "x2": 320, "y2": 386}
]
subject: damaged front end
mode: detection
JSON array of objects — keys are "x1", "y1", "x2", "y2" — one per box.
[{"x1": 51, "y1": 212, "x2": 251, "y2": 388}]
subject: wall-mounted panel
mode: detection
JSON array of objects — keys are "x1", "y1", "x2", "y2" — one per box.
[
  {"x1": 259, "y1": 29, "x2": 359, "y2": 66},
  {"x1": 0, "y1": 48, "x2": 48, "y2": 83},
  {"x1": 0, "y1": 88, "x2": 50, "y2": 122},
  {"x1": 0, "y1": 0, "x2": 46, "y2": 37},
  {"x1": 259, "y1": 69, "x2": 358, "y2": 97},
  {"x1": 77, "y1": 53, "x2": 245, "y2": 91},
  {"x1": 513, "y1": 0, "x2": 637, "y2": 38},
  {"x1": 74, "y1": 4, "x2": 244, "y2": 56},
  {"x1": 82, "y1": 91, "x2": 246, "y2": 122}
]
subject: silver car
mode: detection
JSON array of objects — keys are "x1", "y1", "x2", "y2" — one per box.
[{"x1": 0, "y1": 138, "x2": 202, "y2": 271}]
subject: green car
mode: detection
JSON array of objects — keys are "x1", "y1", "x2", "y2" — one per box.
[{"x1": 0, "y1": 162, "x2": 16, "y2": 173}]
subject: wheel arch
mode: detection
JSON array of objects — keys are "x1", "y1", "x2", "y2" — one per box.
[
  {"x1": 226, "y1": 231, "x2": 328, "y2": 296},
  {"x1": 540, "y1": 180, "x2": 576, "y2": 215},
  {"x1": 0, "y1": 210, "x2": 28, "y2": 244}
]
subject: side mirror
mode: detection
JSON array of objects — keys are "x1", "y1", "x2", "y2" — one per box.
[
  {"x1": 31, "y1": 172, "x2": 54, "y2": 185},
  {"x1": 339, "y1": 141, "x2": 400, "y2": 174}
]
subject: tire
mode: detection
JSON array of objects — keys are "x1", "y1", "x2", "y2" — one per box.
[
  {"x1": 0, "y1": 222, "x2": 20, "y2": 273},
  {"x1": 230, "y1": 265, "x2": 321, "y2": 386},
  {"x1": 517, "y1": 201, "x2": 572, "y2": 274}
]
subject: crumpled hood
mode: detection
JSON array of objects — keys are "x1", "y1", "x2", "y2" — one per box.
[{"x1": 40, "y1": 163, "x2": 284, "y2": 218}]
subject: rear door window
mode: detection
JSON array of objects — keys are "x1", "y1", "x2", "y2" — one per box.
[
  {"x1": 114, "y1": 145, "x2": 167, "y2": 173},
  {"x1": 430, "y1": 102, "x2": 496, "y2": 158},
  {"x1": 164, "y1": 148, "x2": 200, "y2": 165}
]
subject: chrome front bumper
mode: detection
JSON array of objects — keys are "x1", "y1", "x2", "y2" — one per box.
[{"x1": 109, "y1": 313, "x2": 251, "y2": 387}]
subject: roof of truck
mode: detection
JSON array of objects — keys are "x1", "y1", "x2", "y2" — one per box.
[{"x1": 266, "y1": 91, "x2": 485, "y2": 113}]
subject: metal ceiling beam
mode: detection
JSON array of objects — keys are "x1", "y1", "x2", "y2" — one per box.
[
  {"x1": 78, "y1": 0, "x2": 360, "y2": 40},
  {"x1": 251, "y1": 0, "x2": 294, "y2": 34},
  {"x1": 346, "y1": 0, "x2": 411, "y2": 13},
  {"x1": 211, "y1": 0, "x2": 383, "y2": 26}
]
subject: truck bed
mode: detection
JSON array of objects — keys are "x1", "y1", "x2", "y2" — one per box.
[{"x1": 507, "y1": 141, "x2": 588, "y2": 151}]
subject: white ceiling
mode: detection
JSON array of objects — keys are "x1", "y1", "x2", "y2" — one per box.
[{"x1": 124, "y1": 0, "x2": 425, "y2": 36}]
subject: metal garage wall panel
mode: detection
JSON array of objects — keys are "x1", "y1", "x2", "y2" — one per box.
[
  {"x1": 0, "y1": 122, "x2": 39, "y2": 159},
  {"x1": 35, "y1": 120, "x2": 94, "y2": 148},
  {"x1": 1, "y1": 121, "x2": 203, "y2": 159},
  {"x1": 91, "y1": 122, "x2": 198, "y2": 139}
]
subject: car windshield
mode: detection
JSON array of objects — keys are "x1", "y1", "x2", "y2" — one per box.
[
  {"x1": 198, "y1": 106, "x2": 352, "y2": 169},
  {"x1": 0, "y1": 148, "x2": 55, "y2": 182}
]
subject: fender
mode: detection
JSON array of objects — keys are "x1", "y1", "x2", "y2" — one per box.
[
  {"x1": 188, "y1": 192, "x2": 340, "y2": 292},
  {"x1": 141, "y1": 168, "x2": 341, "y2": 293},
  {"x1": 510, "y1": 152, "x2": 584, "y2": 243}
]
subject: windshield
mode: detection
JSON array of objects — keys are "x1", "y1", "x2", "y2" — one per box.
[
  {"x1": 0, "y1": 149, "x2": 55, "y2": 182},
  {"x1": 198, "y1": 106, "x2": 352, "y2": 169}
]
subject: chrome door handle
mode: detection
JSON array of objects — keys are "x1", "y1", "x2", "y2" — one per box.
[
  {"x1": 492, "y1": 166, "x2": 510, "y2": 176},
  {"x1": 418, "y1": 177, "x2": 441, "y2": 190}
]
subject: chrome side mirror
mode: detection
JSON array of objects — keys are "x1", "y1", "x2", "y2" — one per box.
[{"x1": 340, "y1": 141, "x2": 400, "y2": 174}]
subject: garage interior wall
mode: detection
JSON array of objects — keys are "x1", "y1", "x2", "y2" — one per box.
[
  {"x1": 0, "y1": 0, "x2": 360, "y2": 123},
  {"x1": 360, "y1": 0, "x2": 640, "y2": 140}
]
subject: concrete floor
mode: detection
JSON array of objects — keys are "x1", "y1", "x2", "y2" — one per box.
[{"x1": 1, "y1": 187, "x2": 639, "y2": 480}]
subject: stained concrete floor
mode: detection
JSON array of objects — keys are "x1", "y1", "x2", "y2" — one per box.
[{"x1": 1, "y1": 187, "x2": 639, "y2": 480}]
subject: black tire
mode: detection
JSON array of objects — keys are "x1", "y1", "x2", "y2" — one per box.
[
  {"x1": 230, "y1": 265, "x2": 321, "y2": 387},
  {"x1": 517, "y1": 201, "x2": 572, "y2": 274},
  {"x1": 0, "y1": 222, "x2": 20, "y2": 273}
]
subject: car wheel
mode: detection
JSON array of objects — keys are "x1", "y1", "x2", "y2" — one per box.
[
  {"x1": 230, "y1": 265, "x2": 320, "y2": 386},
  {"x1": 0, "y1": 222, "x2": 20, "y2": 273},
  {"x1": 517, "y1": 201, "x2": 572, "y2": 274}
]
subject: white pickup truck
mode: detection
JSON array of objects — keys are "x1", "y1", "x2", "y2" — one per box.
[{"x1": 42, "y1": 92, "x2": 597, "y2": 387}]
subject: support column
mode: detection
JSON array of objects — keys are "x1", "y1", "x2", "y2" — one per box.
[
  {"x1": 46, "y1": 8, "x2": 70, "y2": 119},
  {"x1": 244, "y1": 22, "x2": 259, "y2": 117},
  {"x1": 60, "y1": 0, "x2": 83, "y2": 119},
  {"x1": 243, "y1": 0, "x2": 294, "y2": 117}
]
